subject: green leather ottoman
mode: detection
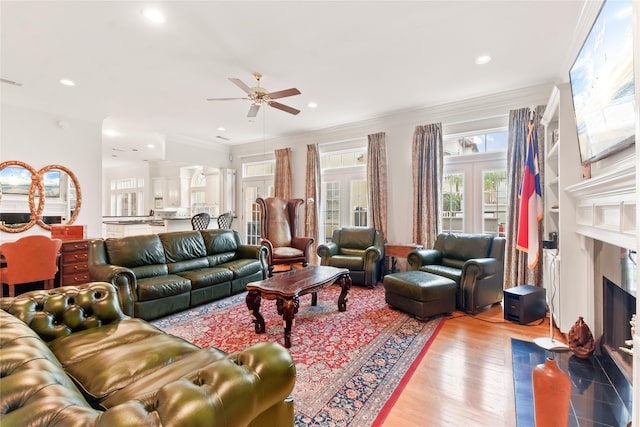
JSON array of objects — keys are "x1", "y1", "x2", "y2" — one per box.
[{"x1": 383, "y1": 271, "x2": 456, "y2": 320}]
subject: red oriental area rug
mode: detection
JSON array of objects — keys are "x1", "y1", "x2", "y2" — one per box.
[{"x1": 152, "y1": 283, "x2": 444, "y2": 427}]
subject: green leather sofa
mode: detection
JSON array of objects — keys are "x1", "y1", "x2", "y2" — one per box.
[
  {"x1": 89, "y1": 229, "x2": 267, "y2": 320},
  {"x1": 0, "y1": 282, "x2": 296, "y2": 427}
]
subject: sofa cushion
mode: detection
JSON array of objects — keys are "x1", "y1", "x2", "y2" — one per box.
[
  {"x1": 167, "y1": 257, "x2": 210, "y2": 274},
  {"x1": 105, "y1": 234, "x2": 166, "y2": 268},
  {"x1": 326, "y1": 255, "x2": 364, "y2": 270},
  {"x1": 339, "y1": 228, "x2": 374, "y2": 250},
  {"x1": 160, "y1": 231, "x2": 207, "y2": 262},
  {"x1": 443, "y1": 234, "x2": 492, "y2": 260},
  {"x1": 218, "y1": 259, "x2": 264, "y2": 278},
  {"x1": 420, "y1": 265, "x2": 462, "y2": 286},
  {"x1": 101, "y1": 347, "x2": 228, "y2": 408},
  {"x1": 136, "y1": 275, "x2": 191, "y2": 301},
  {"x1": 48, "y1": 318, "x2": 200, "y2": 402},
  {"x1": 201, "y1": 229, "x2": 239, "y2": 255},
  {"x1": 272, "y1": 246, "x2": 304, "y2": 259},
  {"x1": 177, "y1": 267, "x2": 234, "y2": 290},
  {"x1": 131, "y1": 263, "x2": 169, "y2": 279}
]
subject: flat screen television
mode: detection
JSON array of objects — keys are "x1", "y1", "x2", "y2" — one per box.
[{"x1": 569, "y1": 0, "x2": 636, "y2": 165}]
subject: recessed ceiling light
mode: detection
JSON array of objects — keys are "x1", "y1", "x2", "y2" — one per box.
[
  {"x1": 142, "y1": 7, "x2": 165, "y2": 23},
  {"x1": 59, "y1": 79, "x2": 75, "y2": 86},
  {"x1": 147, "y1": 144, "x2": 155, "y2": 148},
  {"x1": 308, "y1": 102, "x2": 318, "y2": 108},
  {"x1": 103, "y1": 129, "x2": 121, "y2": 137},
  {"x1": 217, "y1": 127, "x2": 226, "y2": 131},
  {"x1": 475, "y1": 55, "x2": 492, "y2": 65}
]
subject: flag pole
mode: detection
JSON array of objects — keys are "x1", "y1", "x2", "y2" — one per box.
[{"x1": 533, "y1": 249, "x2": 569, "y2": 351}]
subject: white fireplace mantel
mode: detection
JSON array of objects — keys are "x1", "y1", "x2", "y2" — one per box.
[{"x1": 565, "y1": 154, "x2": 637, "y2": 250}]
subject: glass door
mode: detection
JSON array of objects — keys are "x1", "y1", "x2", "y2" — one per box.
[{"x1": 242, "y1": 180, "x2": 273, "y2": 244}]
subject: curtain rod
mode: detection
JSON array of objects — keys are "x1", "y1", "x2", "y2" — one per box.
[{"x1": 318, "y1": 137, "x2": 366, "y2": 147}]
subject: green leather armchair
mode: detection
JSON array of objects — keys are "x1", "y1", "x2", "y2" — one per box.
[
  {"x1": 317, "y1": 227, "x2": 385, "y2": 288},
  {"x1": 407, "y1": 233, "x2": 505, "y2": 314}
]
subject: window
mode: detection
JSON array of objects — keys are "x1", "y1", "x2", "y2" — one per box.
[
  {"x1": 241, "y1": 160, "x2": 275, "y2": 244},
  {"x1": 320, "y1": 147, "x2": 367, "y2": 242},
  {"x1": 443, "y1": 130, "x2": 508, "y2": 156},
  {"x1": 190, "y1": 170, "x2": 206, "y2": 214},
  {"x1": 109, "y1": 177, "x2": 144, "y2": 216},
  {"x1": 442, "y1": 130, "x2": 507, "y2": 236}
]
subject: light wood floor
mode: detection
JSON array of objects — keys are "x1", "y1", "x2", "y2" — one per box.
[{"x1": 381, "y1": 302, "x2": 558, "y2": 427}]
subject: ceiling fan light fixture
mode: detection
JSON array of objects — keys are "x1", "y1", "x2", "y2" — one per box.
[
  {"x1": 142, "y1": 7, "x2": 165, "y2": 24},
  {"x1": 475, "y1": 55, "x2": 492, "y2": 65}
]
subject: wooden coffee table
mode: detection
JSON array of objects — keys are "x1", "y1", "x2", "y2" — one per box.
[{"x1": 245, "y1": 266, "x2": 352, "y2": 348}]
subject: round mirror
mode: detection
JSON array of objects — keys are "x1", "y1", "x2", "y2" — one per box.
[
  {"x1": 0, "y1": 160, "x2": 44, "y2": 233},
  {"x1": 35, "y1": 164, "x2": 82, "y2": 231}
]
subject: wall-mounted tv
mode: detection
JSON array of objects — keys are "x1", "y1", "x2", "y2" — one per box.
[{"x1": 569, "y1": 0, "x2": 636, "y2": 165}]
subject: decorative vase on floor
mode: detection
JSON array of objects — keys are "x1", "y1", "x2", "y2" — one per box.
[
  {"x1": 567, "y1": 316, "x2": 595, "y2": 358},
  {"x1": 532, "y1": 357, "x2": 571, "y2": 427}
]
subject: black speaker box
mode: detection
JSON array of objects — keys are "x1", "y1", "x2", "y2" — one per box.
[{"x1": 503, "y1": 284, "x2": 546, "y2": 325}]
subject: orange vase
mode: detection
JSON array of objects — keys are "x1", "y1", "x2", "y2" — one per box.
[{"x1": 532, "y1": 358, "x2": 571, "y2": 427}]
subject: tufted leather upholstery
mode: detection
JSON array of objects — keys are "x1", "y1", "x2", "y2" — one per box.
[
  {"x1": 317, "y1": 227, "x2": 385, "y2": 288},
  {"x1": 0, "y1": 282, "x2": 296, "y2": 427},
  {"x1": 407, "y1": 233, "x2": 505, "y2": 313},
  {"x1": 88, "y1": 229, "x2": 268, "y2": 320},
  {"x1": 256, "y1": 197, "x2": 314, "y2": 276}
]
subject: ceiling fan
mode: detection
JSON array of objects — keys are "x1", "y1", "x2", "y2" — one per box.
[{"x1": 207, "y1": 73, "x2": 301, "y2": 118}]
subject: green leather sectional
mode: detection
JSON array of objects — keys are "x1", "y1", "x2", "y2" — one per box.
[
  {"x1": 89, "y1": 229, "x2": 268, "y2": 320},
  {"x1": 0, "y1": 282, "x2": 296, "y2": 427}
]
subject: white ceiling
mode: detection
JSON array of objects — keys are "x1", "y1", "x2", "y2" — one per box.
[{"x1": 1, "y1": 1, "x2": 590, "y2": 159}]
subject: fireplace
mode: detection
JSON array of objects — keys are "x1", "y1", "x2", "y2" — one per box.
[{"x1": 602, "y1": 264, "x2": 636, "y2": 383}]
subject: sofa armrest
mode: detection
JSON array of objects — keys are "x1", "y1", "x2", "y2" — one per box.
[
  {"x1": 462, "y1": 258, "x2": 498, "y2": 279},
  {"x1": 291, "y1": 236, "x2": 314, "y2": 255},
  {"x1": 364, "y1": 245, "x2": 383, "y2": 263},
  {"x1": 259, "y1": 238, "x2": 275, "y2": 264},
  {"x1": 317, "y1": 242, "x2": 338, "y2": 260},
  {"x1": 236, "y1": 244, "x2": 268, "y2": 261},
  {"x1": 407, "y1": 249, "x2": 442, "y2": 270},
  {"x1": 88, "y1": 264, "x2": 137, "y2": 317},
  {"x1": 93, "y1": 342, "x2": 296, "y2": 427}
]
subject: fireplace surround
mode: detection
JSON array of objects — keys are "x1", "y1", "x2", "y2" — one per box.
[{"x1": 561, "y1": 152, "x2": 637, "y2": 419}]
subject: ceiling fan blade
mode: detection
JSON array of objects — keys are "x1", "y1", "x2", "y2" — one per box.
[
  {"x1": 267, "y1": 88, "x2": 301, "y2": 100},
  {"x1": 229, "y1": 78, "x2": 253, "y2": 95},
  {"x1": 206, "y1": 97, "x2": 250, "y2": 101},
  {"x1": 247, "y1": 104, "x2": 261, "y2": 118},
  {"x1": 268, "y1": 101, "x2": 300, "y2": 115}
]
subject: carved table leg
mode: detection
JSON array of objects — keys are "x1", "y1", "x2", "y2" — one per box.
[
  {"x1": 311, "y1": 291, "x2": 318, "y2": 306},
  {"x1": 277, "y1": 296, "x2": 299, "y2": 348},
  {"x1": 246, "y1": 290, "x2": 265, "y2": 333},
  {"x1": 337, "y1": 273, "x2": 352, "y2": 312}
]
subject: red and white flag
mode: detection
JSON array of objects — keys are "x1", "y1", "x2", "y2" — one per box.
[{"x1": 517, "y1": 122, "x2": 543, "y2": 268}]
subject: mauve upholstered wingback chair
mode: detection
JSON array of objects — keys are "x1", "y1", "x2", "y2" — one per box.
[
  {"x1": 257, "y1": 197, "x2": 314, "y2": 276},
  {"x1": 317, "y1": 227, "x2": 385, "y2": 288}
]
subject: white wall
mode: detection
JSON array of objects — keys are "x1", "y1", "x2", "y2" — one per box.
[
  {"x1": 230, "y1": 83, "x2": 553, "y2": 244},
  {"x1": 1, "y1": 104, "x2": 102, "y2": 241}
]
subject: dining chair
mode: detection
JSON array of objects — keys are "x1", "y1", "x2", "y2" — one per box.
[
  {"x1": 191, "y1": 212, "x2": 211, "y2": 230},
  {"x1": 0, "y1": 235, "x2": 63, "y2": 297},
  {"x1": 217, "y1": 211, "x2": 234, "y2": 229}
]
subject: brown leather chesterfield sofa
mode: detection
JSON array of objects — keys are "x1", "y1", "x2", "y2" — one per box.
[
  {"x1": 407, "y1": 233, "x2": 505, "y2": 313},
  {"x1": 0, "y1": 282, "x2": 296, "y2": 427},
  {"x1": 89, "y1": 229, "x2": 267, "y2": 320}
]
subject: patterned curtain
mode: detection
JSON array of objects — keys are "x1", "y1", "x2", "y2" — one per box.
[
  {"x1": 274, "y1": 147, "x2": 292, "y2": 200},
  {"x1": 367, "y1": 132, "x2": 388, "y2": 241},
  {"x1": 412, "y1": 123, "x2": 443, "y2": 248},
  {"x1": 305, "y1": 144, "x2": 321, "y2": 265},
  {"x1": 505, "y1": 106, "x2": 545, "y2": 288}
]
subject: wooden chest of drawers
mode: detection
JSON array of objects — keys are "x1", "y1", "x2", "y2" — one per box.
[{"x1": 59, "y1": 239, "x2": 90, "y2": 287}]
